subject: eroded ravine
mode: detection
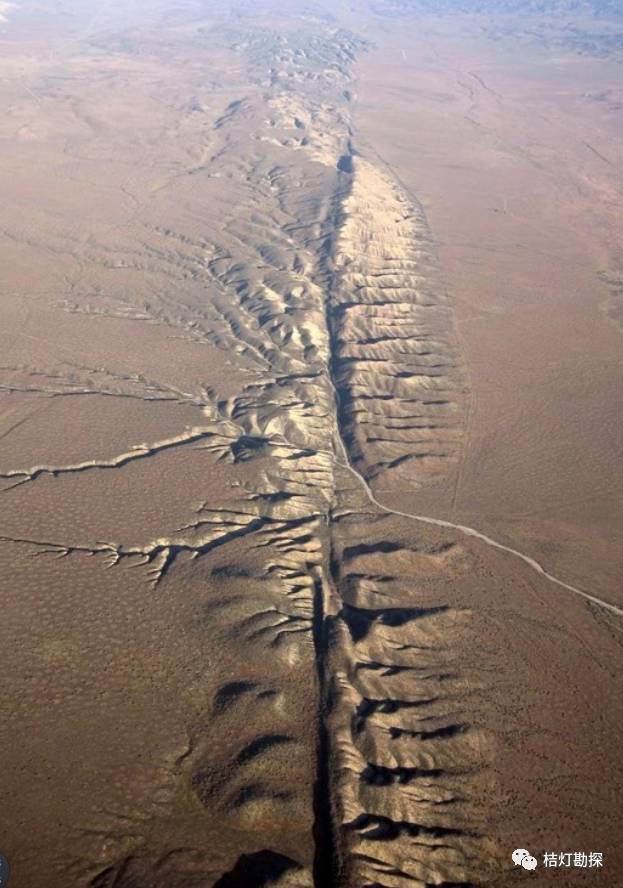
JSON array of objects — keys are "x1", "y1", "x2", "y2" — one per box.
[
  {"x1": 2, "y1": 2, "x2": 623, "y2": 885},
  {"x1": 314, "y1": 138, "x2": 497, "y2": 885},
  {"x1": 2, "y1": 10, "x2": 604, "y2": 886},
  {"x1": 0, "y1": 16, "x2": 489, "y2": 885}
]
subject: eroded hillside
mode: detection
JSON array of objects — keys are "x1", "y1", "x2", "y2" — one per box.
[{"x1": 1, "y1": 2, "x2": 622, "y2": 887}]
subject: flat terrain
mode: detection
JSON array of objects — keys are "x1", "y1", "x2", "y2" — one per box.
[{"x1": 0, "y1": 1, "x2": 621, "y2": 886}]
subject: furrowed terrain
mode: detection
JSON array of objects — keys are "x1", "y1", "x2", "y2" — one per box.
[{"x1": 0, "y1": 1, "x2": 622, "y2": 887}]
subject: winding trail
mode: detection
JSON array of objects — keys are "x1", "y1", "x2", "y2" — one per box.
[{"x1": 323, "y1": 373, "x2": 623, "y2": 620}]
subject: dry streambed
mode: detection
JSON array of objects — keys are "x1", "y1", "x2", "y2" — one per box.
[
  {"x1": 2, "y1": 6, "x2": 618, "y2": 887},
  {"x1": 0, "y1": 16, "x2": 489, "y2": 887}
]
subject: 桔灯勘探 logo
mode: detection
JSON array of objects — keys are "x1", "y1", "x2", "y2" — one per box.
[
  {"x1": 513, "y1": 849, "x2": 538, "y2": 871},
  {"x1": 513, "y1": 848, "x2": 604, "y2": 871}
]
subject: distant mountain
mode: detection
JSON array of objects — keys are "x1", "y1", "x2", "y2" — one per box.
[
  {"x1": 379, "y1": 0, "x2": 623, "y2": 14},
  {"x1": 370, "y1": 0, "x2": 623, "y2": 56}
]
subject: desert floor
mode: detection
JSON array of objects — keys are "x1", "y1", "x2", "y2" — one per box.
[{"x1": 0, "y1": 1, "x2": 621, "y2": 886}]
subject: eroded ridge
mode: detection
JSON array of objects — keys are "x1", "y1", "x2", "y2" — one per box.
[
  {"x1": 330, "y1": 157, "x2": 467, "y2": 491},
  {"x1": 0, "y1": 12, "x2": 486, "y2": 886},
  {"x1": 318, "y1": 479, "x2": 493, "y2": 888}
]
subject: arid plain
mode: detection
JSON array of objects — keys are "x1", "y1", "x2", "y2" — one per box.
[{"x1": 0, "y1": 1, "x2": 622, "y2": 886}]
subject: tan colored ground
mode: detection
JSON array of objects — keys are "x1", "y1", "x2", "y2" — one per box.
[
  {"x1": 353, "y1": 20, "x2": 623, "y2": 599},
  {"x1": 349, "y1": 12, "x2": 623, "y2": 884},
  {"x1": 0, "y1": 1, "x2": 621, "y2": 887}
]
